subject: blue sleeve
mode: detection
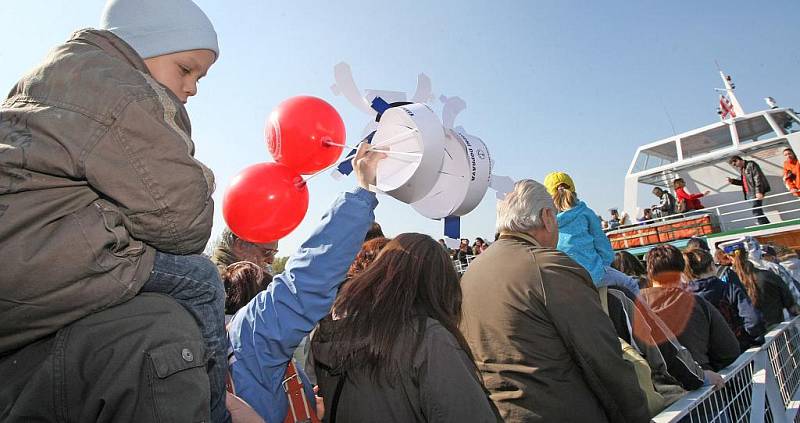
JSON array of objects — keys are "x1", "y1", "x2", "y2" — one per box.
[
  {"x1": 587, "y1": 210, "x2": 615, "y2": 266},
  {"x1": 228, "y1": 188, "x2": 378, "y2": 422}
]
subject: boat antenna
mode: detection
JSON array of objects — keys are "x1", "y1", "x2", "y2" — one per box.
[
  {"x1": 714, "y1": 63, "x2": 745, "y2": 116},
  {"x1": 659, "y1": 98, "x2": 677, "y2": 135}
]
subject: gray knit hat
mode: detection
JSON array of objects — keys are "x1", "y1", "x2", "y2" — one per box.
[{"x1": 99, "y1": 0, "x2": 219, "y2": 60}]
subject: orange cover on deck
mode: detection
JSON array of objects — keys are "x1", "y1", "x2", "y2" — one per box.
[
  {"x1": 609, "y1": 215, "x2": 714, "y2": 250},
  {"x1": 609, "y1": 228, "x2": 660, "y2": 249},
  {"x1": 657, "y1": 215, "x2": 714, "y2": 243}
]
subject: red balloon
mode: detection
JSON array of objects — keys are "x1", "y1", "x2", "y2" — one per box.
[
  {"x1": 223, "y1": 163, "x2": 309, "y2": 243},
  {"x1": 266, "y1": 95, "x2": 346, "y2": 175}
]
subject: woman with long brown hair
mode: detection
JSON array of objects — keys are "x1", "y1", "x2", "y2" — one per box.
[
  {"x1": 726, "y1": 245, "x2": 798, "y2": 327},
  {"x1": 310, "y1": 233, "x2": 499, "y2": 422}
]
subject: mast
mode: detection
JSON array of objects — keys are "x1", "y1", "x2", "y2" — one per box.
[{"x1": 719, "y1": 71, "x2": 745, "y2": 117}]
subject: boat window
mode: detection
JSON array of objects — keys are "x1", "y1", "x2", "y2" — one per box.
[
  {"x1": 680, "y1": 124, "x2": 734, "y2": 159},
  {"x1": 632, "y1": 141, "x2": 678, "y2": 173},
  {"x1": 771, "y1": 111, "x2": 800, "y2": 135},
  {"x1": 736, "y1": 115, "x2": 776, "y2": 144}
]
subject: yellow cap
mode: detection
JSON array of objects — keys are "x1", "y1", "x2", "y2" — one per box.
[{"x1": 543, "y1": 172, "x2": 575, "y2": 197}]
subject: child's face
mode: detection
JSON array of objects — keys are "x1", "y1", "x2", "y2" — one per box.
[{"x1": 144, "y1": 49, "x2": 216, "y2": 104}]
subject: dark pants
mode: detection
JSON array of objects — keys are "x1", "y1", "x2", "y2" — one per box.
[
  {"x1": 142, "y1": 252, "x2": 230, "y2": 423},
  {"x1": 748, "y1": 194, "x2": 770, "y2": 225},
  {"x1": 0, "y1": 293, "x2": 210, "y2": 422}
]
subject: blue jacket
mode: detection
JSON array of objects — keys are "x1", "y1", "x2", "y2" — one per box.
[
  {"x1": 688, "y1": 273, "x2": 765, "y2": 348},
  {"x1": 227, "y1": 188, "x2": 378, "y2": 423},
  {"x1": 556, "y1": 201, "x2": 614, "y2": 283}
]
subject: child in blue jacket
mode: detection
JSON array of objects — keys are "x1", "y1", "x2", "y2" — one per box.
[{"x1": 543, "y1": 172, "x2": 640, "y2": 294}]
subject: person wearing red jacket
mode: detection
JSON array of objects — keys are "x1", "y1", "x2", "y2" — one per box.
[
  {"x1": 782, "y1": 148, "x2": 800, "y2": 197},
  {"x1": 674, "y1": 178, "x2": 710, "y2": 211}
]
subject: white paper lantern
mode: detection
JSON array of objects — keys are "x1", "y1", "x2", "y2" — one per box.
[
  {"x1": 411, "y1": 128, "x2": 492, "y2": 218},
  {"x1": 451, "y1": 128, "x2": 492, "y2": 216},
  {"x1": 373, "y1": 103, "x2": 446, "y2": 204}
]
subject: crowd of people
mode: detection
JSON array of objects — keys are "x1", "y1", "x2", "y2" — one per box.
[
  {"x1": 440, "y1": 237, "x2": 492, "y2": 266},
  {"x1": 4, "y1": 1, "x2": 800, "y2": 422}
]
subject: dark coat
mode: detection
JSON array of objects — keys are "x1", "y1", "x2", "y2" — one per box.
[
  {"x1": 606, "y1": 288, "x2": 705, "y2": 392},
  {"x1": 729, "y1": 160, "x2": 771, "y2": 197},
  {"x1": 0, "y1": 293, "x2": 209, "y2": 422},
  {"x1": 753, "y1": 269, "x2": 796, "y2": 327},
  {"x1": 460, "y1": 232, "x2": 650, "y2": 423},
  {"x1": 0, "y1": 30, "x2": 214, "y2": 353},
  {"x1": 640, "y1": 287, "x2": 740, "y2": 371},
  {"x1": 311, "y1": 317, "x2": 500, "y2": 423}
]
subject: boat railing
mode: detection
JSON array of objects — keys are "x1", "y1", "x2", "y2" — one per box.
[
  {"x1": 652, "y1": 316, "x2": 800, "y2": 423},
  {"x1": 615, "y1": 191, "x2": 800, "y2": 234},
  {"x1": 452, "y1": 254, "x2": 477, "y2": 274}
]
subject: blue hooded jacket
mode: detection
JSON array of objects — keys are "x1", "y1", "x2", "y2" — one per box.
[{"x1": 556, "y1": 201, "x2": 614, "y2": 283}]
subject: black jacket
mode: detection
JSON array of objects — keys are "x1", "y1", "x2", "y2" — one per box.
[
  {"x1": 730, "y1": 160, "x2": 771, "y2": 198},
  {"x1": 310, "y1": 317, "x2": 500, "y2": 423},
  {"x1": 753, "y1": 269, "x2": 796, "y2": 327},
  {"x1": 606, "y1": 288, "x2": 705, "y2": 392},
  {"x1": 640, "y1": 287, "x2": 740, "y2": 371}
]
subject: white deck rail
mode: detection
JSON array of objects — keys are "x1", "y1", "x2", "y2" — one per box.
[
  {"x1": 653, "y1": 317, "x2": 800, "y2": 423},
  {"x1": 612, "y1": 191, "x2": 800, "y2": 236}
]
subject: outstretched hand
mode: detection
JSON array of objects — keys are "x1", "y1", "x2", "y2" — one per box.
[{"x1": 353, "y1": 142, "x2": 387, "y2": 191}]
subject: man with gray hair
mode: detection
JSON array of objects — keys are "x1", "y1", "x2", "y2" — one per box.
[{"x1": 461, "y1": 180, "x2": 649, "y2": 422}]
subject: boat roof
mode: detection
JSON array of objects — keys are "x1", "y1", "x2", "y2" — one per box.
[{"x1": 626, "y1": 108, "x2": 800, "y2": 186}]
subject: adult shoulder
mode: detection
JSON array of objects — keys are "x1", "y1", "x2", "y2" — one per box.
[
  {"x1": 418, "y1": 318, "x2": 462, "y2": 352},
  {"x1": 532, "y1": 247, "x2": 594, "y2": 288}
]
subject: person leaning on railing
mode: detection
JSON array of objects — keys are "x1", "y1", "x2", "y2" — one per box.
[
  {"x1": 727, "y1": 155, "x2": 771, "y2": 225},
  {"x1": 673, "y1": 178, "x2": 710, "y2": 212},
  {"x1": 651, "y1": 187, "x2": 677, "y2": 218},
  {"x1": 641, "y1": 245, "x2": 741, "y2": 372}
]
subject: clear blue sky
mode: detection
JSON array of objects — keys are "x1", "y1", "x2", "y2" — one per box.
[{"x1": 3, "y1": 1, "x2": 799, "y2": 255}]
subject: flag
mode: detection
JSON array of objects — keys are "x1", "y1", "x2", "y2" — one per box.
[{"x1": 719, "y1": 95, "x2": 736, "y2": 119}]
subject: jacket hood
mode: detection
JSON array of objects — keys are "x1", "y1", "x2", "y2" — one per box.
[
  {"x1": 70, "y1": 29, "x2": 150, "y2": 74},
  {"x1": 687, "y1": 276, "x2": 720, "y2": 291},
  {"x1": 641, "y1": 286, "x2": 692, "y2": 315},
  {"x1": 686, "y1": 276, "x2": 725, "y2": 305},
  {"x1": 557, "y1": 200, "x2": 590, "y2": 227}
]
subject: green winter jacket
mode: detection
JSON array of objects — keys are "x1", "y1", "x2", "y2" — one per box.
[{"x1": 0, "y1": 29, "x2": 215, "y2": 354}]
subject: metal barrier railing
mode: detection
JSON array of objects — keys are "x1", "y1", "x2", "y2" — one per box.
[
  {"x1": 652, "y1": 317, "x2": 800, "y2": 423},
  {"x1": 452, "y1": 254, "x2": 476, "y2": 274}
]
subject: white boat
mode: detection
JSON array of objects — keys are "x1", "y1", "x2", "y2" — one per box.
[{"x1": 609, "y1": 71, "x2": 800, "y2": 254}]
